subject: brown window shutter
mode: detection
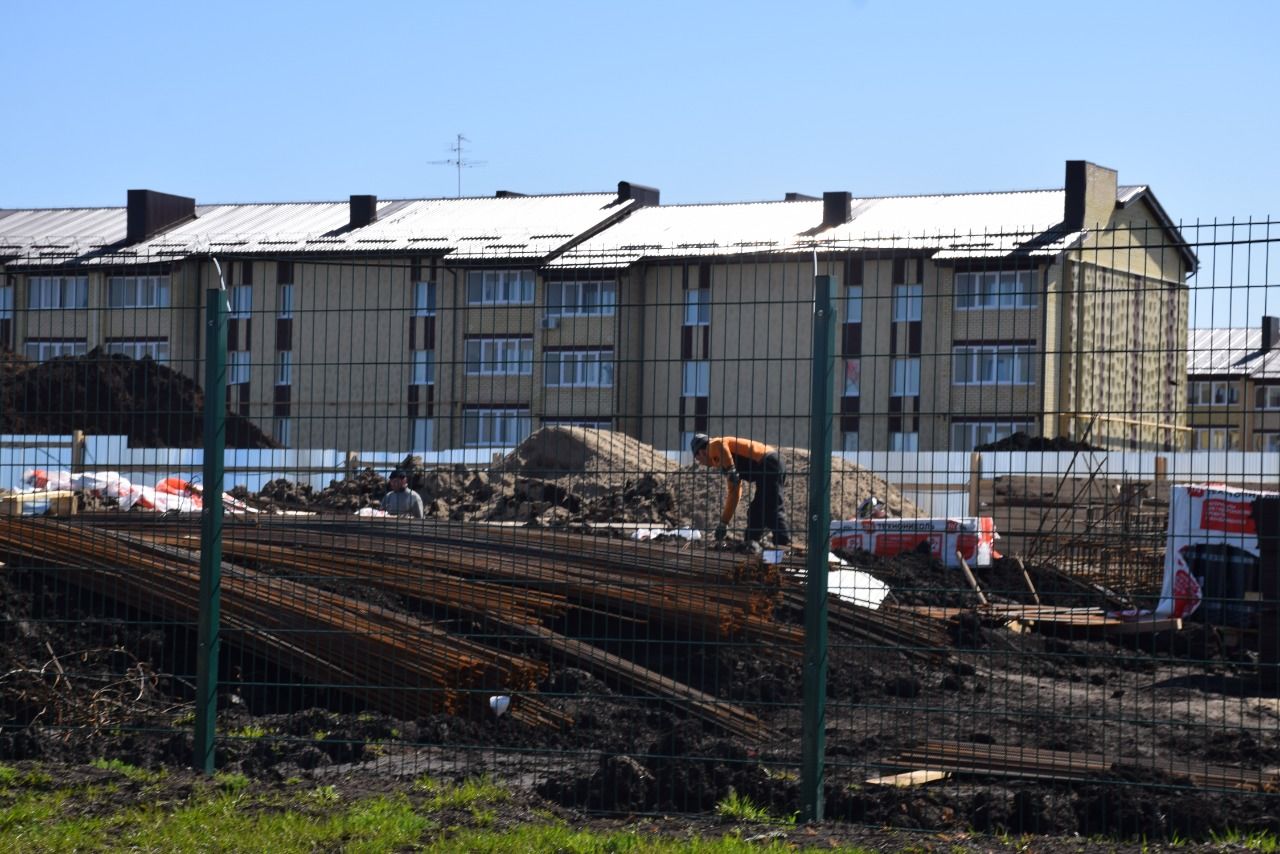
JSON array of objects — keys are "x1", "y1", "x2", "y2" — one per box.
[
  {"x1": 908, "y1": 321, "x2": 922, "y2": 354},
  {"x1": 698, "y1": 263, "x2": 711, "y2": 289},
  {"x1": 276, "y1": 260, "x2": 293, "y2": 284},
  {"x1": 840, "y1": 415, "x2": 860, "y2": 433},
  {"x1": 408, "y1": 317, "x2": 417, "y2": 349},
  {"x1": 888, "y1": 416, "x2": 902, "y2": 433},
  {"x1": 681, "y1": 327, "x2": 693, "y2": 359},
  {"x1": 227, "y1": 320, "x2": 239, "y2": 352},
  {"x1": 846, "y1": 257, "x2": 864, "y2": 286},
  {"x1": 840, "y1": 397, "x2": 860, "y2": 415},
  {"x1": 701, "y1": 325, "x2": 710, "y2": 358},
  {"x1": 241, "y1": 260, "x2": 253, "y2": 285},
  {"x1": 842, "y1": 323, "x2": 861, "y2": 354},
  {"x1": 276, "y1": 318, "x2": 292, "y2": 351},
  {"x1": 424, "y1": 316, "x2": 435, "y2": 350},
  {"x1": 892, "y1": 257, "x2": 906, "y2": 285}
]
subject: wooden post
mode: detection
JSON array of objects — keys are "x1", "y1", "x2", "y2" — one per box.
[
  {"x1": 1016, "y1": 557, "x2": 1041, "y2": 605},
  {"x1": 968, "y1": 452, "x2": 982, "y2": 517},
  {"x1": 957, "y1": 551, "x2": 989, "y2": 606},
  {"x1": 70, "y1": 430, "x2": 85, "y2": 472},
  {"x1": 344, "y1": 451, "x2": 359, "y2": 478},
  {"x1": 1154, "y1": 455, "x2": 1168, "y2": 484}
]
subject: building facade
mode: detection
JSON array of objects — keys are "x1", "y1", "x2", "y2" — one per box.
[
  {"x1": 0, "y1": 162, "x2": 1195, "y2": 453},
  {"x1": 1187, "y1": 317, "x2": 1280, "y2": 451}
]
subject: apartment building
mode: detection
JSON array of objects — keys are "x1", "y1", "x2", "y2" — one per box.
[
  {"x1": 1187, "y1": 317, "x2": 1280, "y2": 451},
  {"x1": 0, "y1": 184, "x2": 657, "y2": 451},
  {"x1": 0, "y1": 161, "x2": 1194, "y2": 453},
  {"x1": 556, "y1": 161, "x2": 1196, "y2": 452}
]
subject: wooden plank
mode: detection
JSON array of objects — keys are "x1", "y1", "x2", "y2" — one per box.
[{"x1": 865, "y1": 769, "x2": 950, "y2": 787}]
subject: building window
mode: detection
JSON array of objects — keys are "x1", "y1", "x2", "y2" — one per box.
[
  {"x1": 107, "y1": 275, "x2": 170, "y2": 308},
  {"x1": 543, "y1": 418, "x2": 612, "y2": 429},
  {"x1": 278, "y1": 284, "x2": 294, "y2": 318},
  {"x1": 27, "y1": 276, "x2": 88, "y2": 310},
  {"x1": 950, "y1": 420, "x2": 1035, "y2": 451},
  {"x1": 890, "y1": 431, "x2": 919, "y2": 452},
  {"x1": 1254, "y1": 432, "x2": 1280, "y2": 452},
  {"x1": 464, "y1": 337, "x2": 532, "y2": 376},
  {"x1": 412, "y1": 350, "x2": 435, "y2": 385},
  {"x1": 841, "y1": 431, "x2": 859, "y2": 453},
  {"x1": 230, "y1": 285, "x2": 253, "y2": 319},
  {"x1": 547, "y1": 280, "x2": 615, "y2": 317},
  {"x1": 275, "y1": 351, "x2": 292, "y2": 386},
  {"x1": 955, "y1": 270, "x2": 1037, "y2": 309},
  {"x1": 890, "y1": 357, "x2": 920, "y2": 397},
  {"x1": 1188, "y1": 380, "x2": 1240, "y2": 406},
  {"x1": 684, "y1": 288, "x2": 710, "y2": 326},
  {"x1": 465, "y1": 270, "x2": 534, "y2": 305},
  {"x1": 1192, "y1": 427, "x2": 1241, "y2": 450},
  {"x1": 228, "y1": 350, "x2": 250, "y2": 385},
  {"x1": 544, "y1": 349, "x2": 614, "y2": 388},
  {"x1": 952, "y1": 345, "x2": 1035, "y2": 385},
  {"x1": 892, "y1": 284, "x2": 922, "y2": 322},
  {"x1": 412, "y1": 417, "x2": 434, "y2": 451},
  {"x1": 843, "y1": 358, "x2": 861, "y2": 397},
  {"x1": 682, "y1": 360, "x2": 710, "y2": 397},
  {"x1": 413, "y1": 281, "x2": 436, "y2": 316},
  {"x1": 273, "y1": 417, "x2": 291, "y2": 448},
  {"x1": 843, "y1": 286, "x2": 862, "y2": 324},
  {"x1": 24, "y1": 338, "x2": 87, "y2": 361},
  {"x1": 462, "y1": 407, "x2": 531, "y2": 447},
  {"x1": 105, "y1": 338, "x2": 169, "y2": 363},
  {"x1": 1258, "y1": 386, "x2": 1280, "y2": 410},
  {"x1": 0, "y1": 285, "x2": 14, "y2": 318}
]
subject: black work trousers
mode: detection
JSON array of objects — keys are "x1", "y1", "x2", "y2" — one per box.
[{"x1": 744, "y1": 451, "x2": 790, "y2": 546}]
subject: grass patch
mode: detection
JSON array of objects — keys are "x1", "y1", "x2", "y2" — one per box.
[
  {"x1": 424, "y1": 822, "x2": 817, "y2": 852},
  {"x1": 416, "y1": 776, "x2": 510, "y2": 811},
  {"x1": 88, "y1": 758, "x2": 165, "y2": 784},
  {"x1": 713, "y1": 789, "x2": 794, "y2": 826}
]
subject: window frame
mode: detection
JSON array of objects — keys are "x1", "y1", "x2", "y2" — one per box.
[
  {"x1": 682, "y1": 359, "x2": 710, "y2": 397},
  {"x1": 547, "y1": 280, "x2": 616, "y2": 318},
  {"x1": 229, "y1": 285, "x2": 253, "y2": 319},
  {"x1": 461, "y1": 407, "x2": 532, "y2": 447},
  {"x1": 412, "y1": 349, "x2": 435, "y2": 386},
  {"x1": 227, "y1": 350, "x2": 251, "y2": 385},
  {"x1": 892, "y1": 284, "x2": 923, "y2": 322},
  {"x1": 952, "y1": 345, "x2": 1035, "y2": 386},
  {"x1": 544, "y1": 348, "x2": 615, "y2": 388},
  {"x1": 954, "y1": 270, "x2": 1038, "y2": 310},
  {"x1": 413, "y1": 281, "x2": 436, "y2": 317},
  {"x1": 684, "y1": 288, "x2": 710, "y2": 326},
  {"x1": 465, "y1": 270, "x2": 535, "y2": 306},
  {"x1": 463, "y1": 337, "x2": 533, "y2": 376},
  {"x1": 275, "y1": 350, "x2": 293, "y2": 386},
  {"x1": 843, "y1": 286, "x2": 862, "y2": 324},
  {"x1": 104, "y1": 338, "x2": 170, "y2": 363},
  {"x1": 277, "y1": 283, "x2": 294, "y2": 319},
  {"x1": 107, "y1": 275, "x2": 170, "y2": 309},
  {"x1": 27, "y1": 276, "x2": 88, "y2": 310},
  {"x1": 23, "y1": 338, "x2": 87, "y2": 361},
  {"x1": 842, "y1": 357, "x2": 861, "y2": 397},
  {"x1": 890, "y1": 356, "x2": 920, "y2": 397}
]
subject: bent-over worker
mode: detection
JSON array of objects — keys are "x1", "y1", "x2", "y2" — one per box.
[
  {"x1": 382, "y1": 469, "x2": 424, "y2": 519},
  {"x1": 690, "y1": 433, "x2": 791, "y2": 552}
]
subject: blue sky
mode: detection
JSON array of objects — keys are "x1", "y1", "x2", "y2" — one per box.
[
  {"x1": 2, "y1": 0, "x2": 1276, "y2": 219},
  {"x1": 2, "y1": 0, "x2": 1278, "y2": 326}
]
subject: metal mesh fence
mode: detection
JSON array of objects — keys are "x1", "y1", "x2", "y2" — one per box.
[{"x1": 0, "y1": 205, "x2": 1277, "y2": 839}]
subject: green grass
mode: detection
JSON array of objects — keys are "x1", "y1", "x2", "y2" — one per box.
[
  {"x1": 88, "y1": 758, "x2": 166, "y2": 784},
  {"x1": 1210, "y1": 828, "x2": 1280, "y2": 851},
  {"x1": 423, "y1": 822, "x2": 816, "y2": 852},
  {"x1": 713, "y1": 789, "x2": 794, "y2": 826}
]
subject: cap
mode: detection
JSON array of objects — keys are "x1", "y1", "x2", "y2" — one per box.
[
  {"x1": 389, "y1": 469, "x2": 407, "y2": 479},
  {"x1": 689, "y1": 433, "x2": 710, "y2": 454}
]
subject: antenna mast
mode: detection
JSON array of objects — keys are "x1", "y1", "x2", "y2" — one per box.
[{"x1": 428, "y1": 133, "x2": 487, "y2": 197}]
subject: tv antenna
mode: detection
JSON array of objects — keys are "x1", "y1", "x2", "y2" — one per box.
[{"x1": 429, "y1": 133, "x2": 486, "y2": 197}]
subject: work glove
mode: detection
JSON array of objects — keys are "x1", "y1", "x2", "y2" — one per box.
[
  {"x1": 727, "y1": 469, "x2": 741, "y2": 487},
  {"x1": 713, "y1": 522, "x2": 727, "y2": 541}
]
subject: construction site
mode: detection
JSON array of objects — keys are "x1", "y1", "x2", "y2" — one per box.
[{"x1": 1, "y1": 394, "x2": 1277, "y2": 839}]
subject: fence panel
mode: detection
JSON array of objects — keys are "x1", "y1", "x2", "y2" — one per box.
[{"x1": 0, "y1": 206, "x2": 1277, "y2": 840}]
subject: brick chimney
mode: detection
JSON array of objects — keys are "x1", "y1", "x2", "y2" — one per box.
[
  {"x1": 349, "y1": 195, "x2": 378, "y2": 228},
  {"x1": 1063, "y1": 160, "x2": 1118, "y2": 230},
  {"x1": 823, "y1": 191, "x2": 852, "y2": 227},
  {"x1": 1263, "y1": 315, "x2": 1280, "y2": 351},
  {"x1": 617, "y1": 181, "x2": 660, "y2": 207},
  {"x1": 126, "y1": 190, "x2": 195, "y2": 244}
]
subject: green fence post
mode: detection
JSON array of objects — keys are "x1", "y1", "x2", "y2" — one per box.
[
  {"x1": 195, "y1": 285, "x2": 227, "y2": 773},
  {"x1": 801, "y1": 273, "x2": 834, "y2": 822}
]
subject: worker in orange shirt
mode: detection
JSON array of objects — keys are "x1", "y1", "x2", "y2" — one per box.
[{"x1": 690, "y1": 433, "x2": 791, "y2": 553}]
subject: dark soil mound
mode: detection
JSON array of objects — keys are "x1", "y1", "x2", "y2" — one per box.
[
  {"x1": 0, "y1": 349, "x2": 276, "y2": 448},
  {"x1": 975, "y1": 432, "x2": 1101, "y2": 452}
]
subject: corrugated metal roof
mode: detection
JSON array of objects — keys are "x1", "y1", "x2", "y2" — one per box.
[
  {"x1": 0, "y1": 207, "x2": 127, "y2": 263},
  {"x1": 2, "y1": 192, "x2": 633, "y2": 267},
  {"x1": 1188, "y1": 327, "x2": 1268, "y2": 376},
  {"x1": 553, "y1": 189, "x2": 1080, "y2": 268}
]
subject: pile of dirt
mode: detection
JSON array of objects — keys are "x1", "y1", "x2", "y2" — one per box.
[
  {"x1": 0, "y1": 349, "x2": 277, "y2": 449},
  {"x1": 243, "y1": 428, "x2": 920, "y2": 540},
  {"x1": 975, "y1": 432, "x2": 1102, "y2": 452}
]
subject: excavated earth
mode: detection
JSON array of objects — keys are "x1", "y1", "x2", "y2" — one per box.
[
  {"x1": 0, "y1": 349, "x2": 277, "y2": 448},
  {"x1": 3, "y1": 426, "x2": 1279, "y2": 847}
]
